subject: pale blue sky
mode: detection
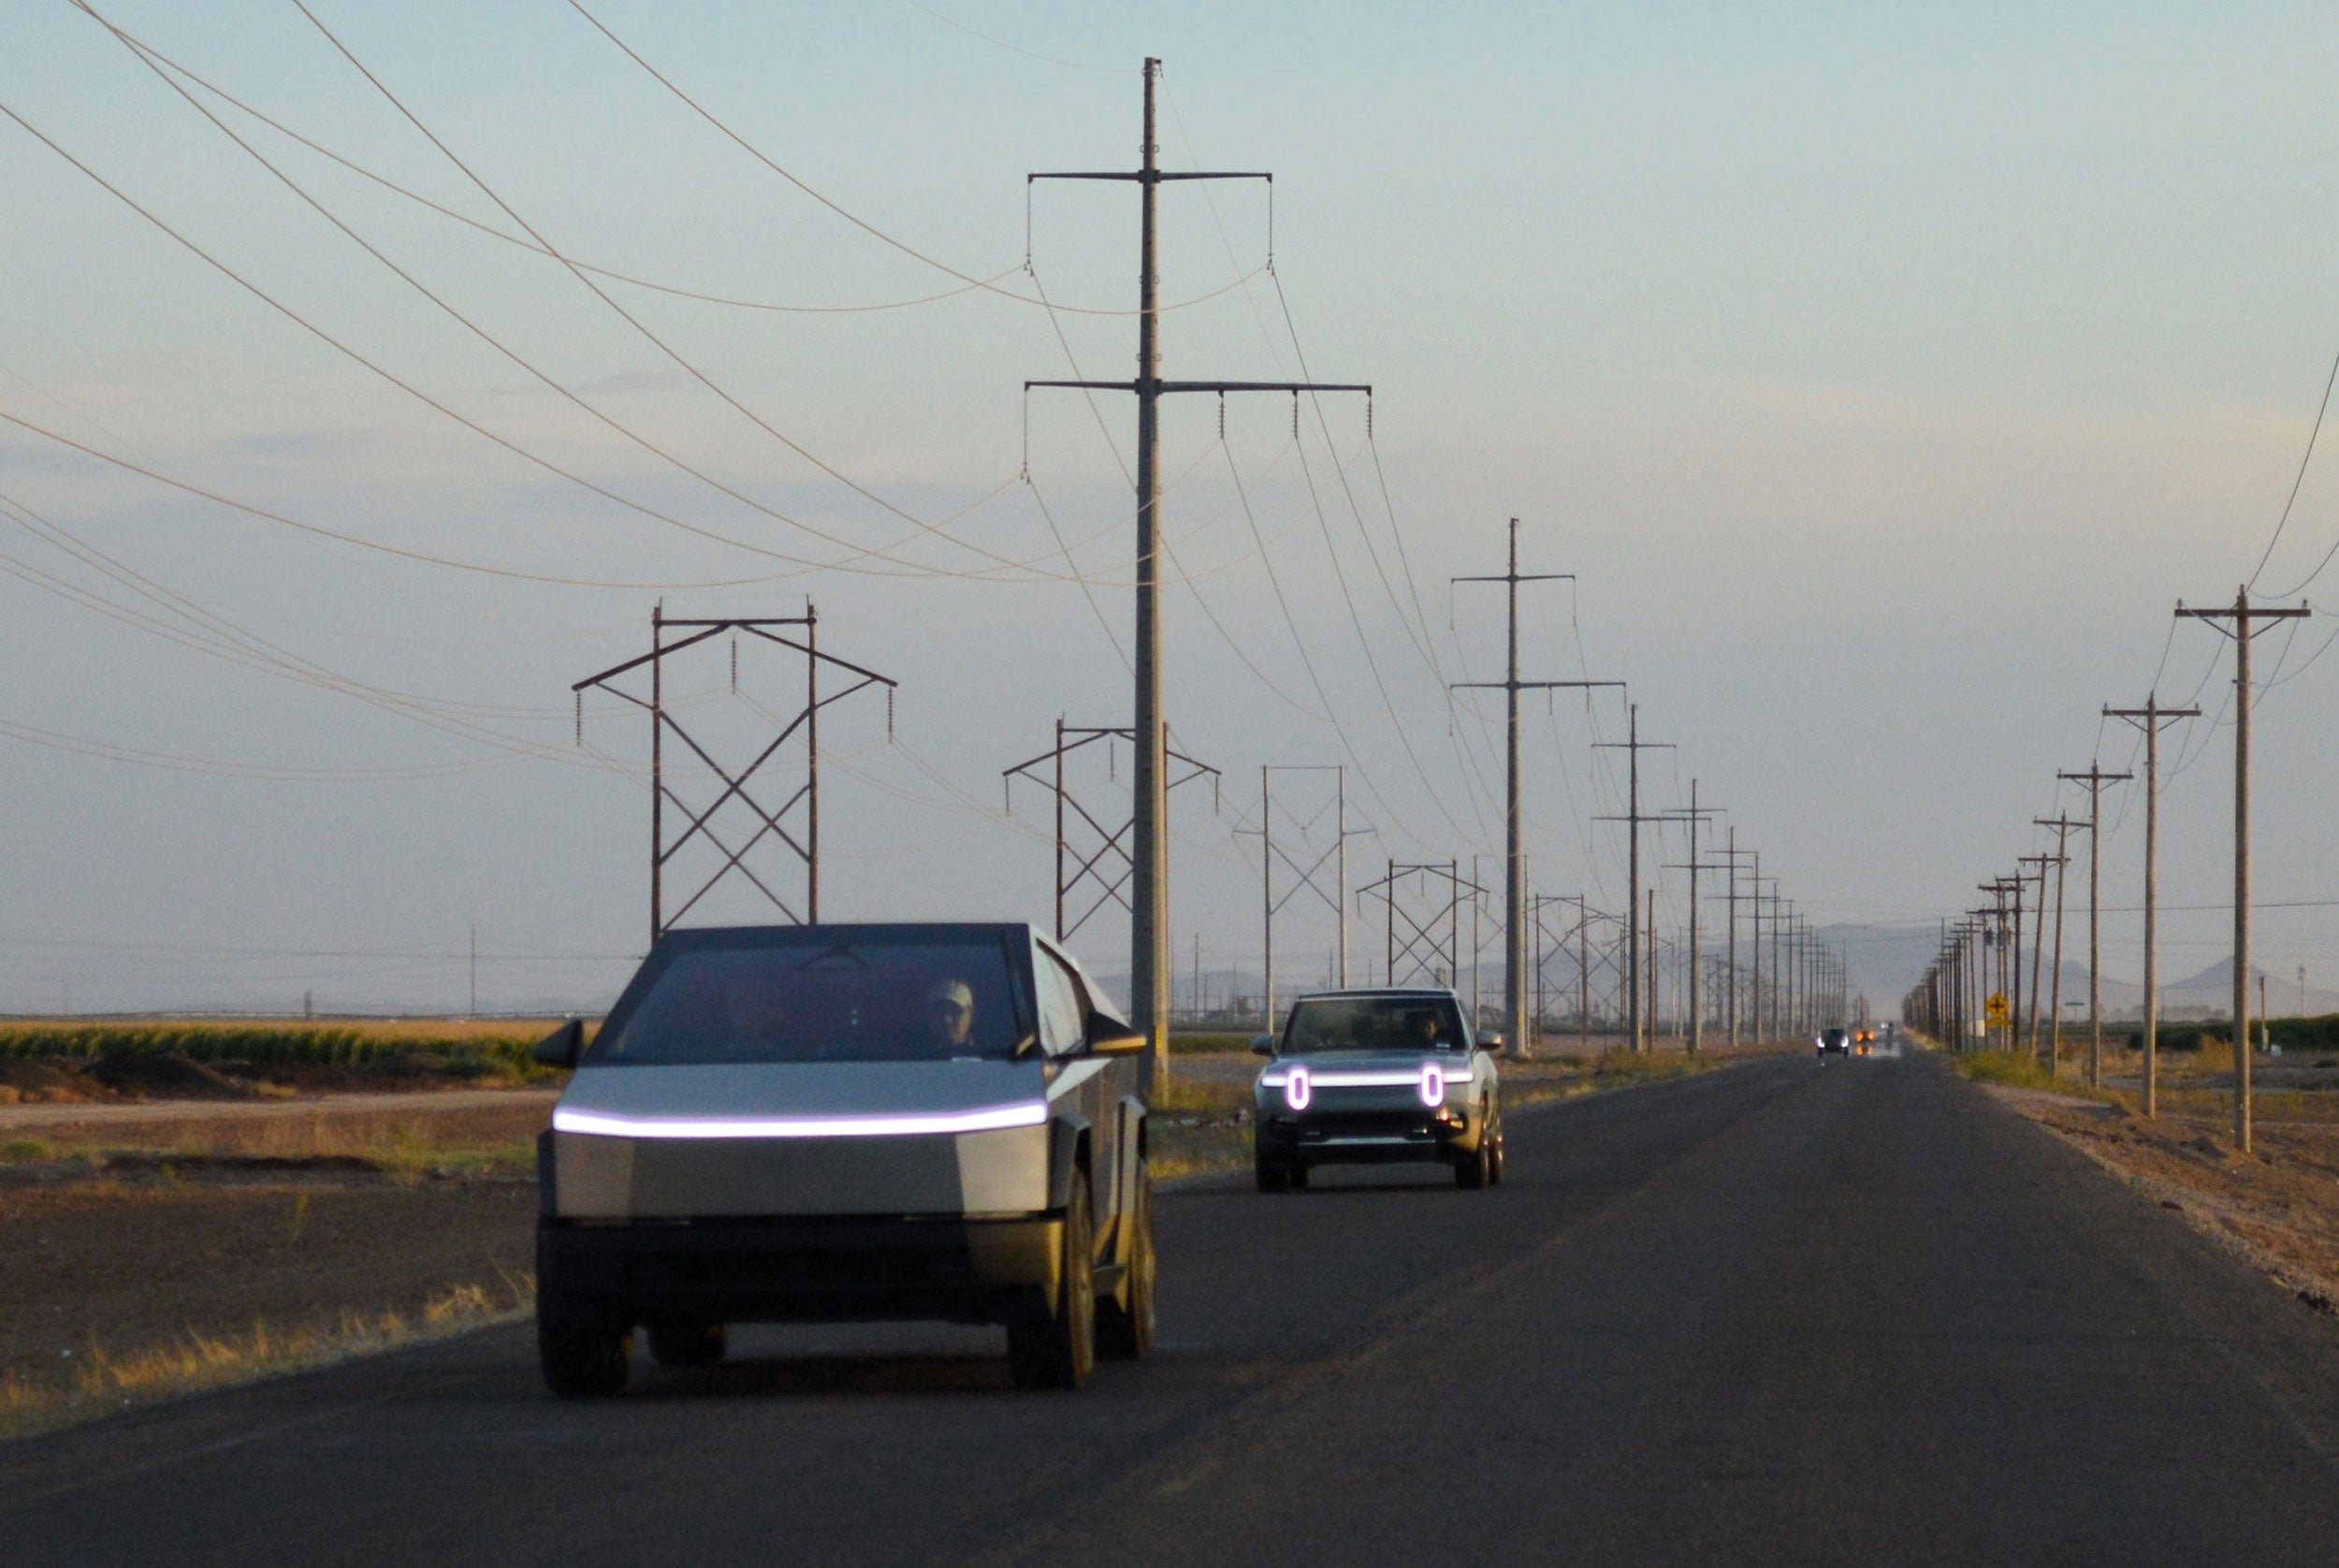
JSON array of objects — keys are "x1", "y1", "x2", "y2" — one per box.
[{"x1": 3, "y1": 1, "x2": 2337, "y2": 1012}]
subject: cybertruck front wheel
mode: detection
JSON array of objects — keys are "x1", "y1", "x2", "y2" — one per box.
[
  {"x1": 538, "y1": 1289, "x2": 631, "y2": 1398},
  {"x1": 1097, "y1": 1165, "x2": 1155, "y2": 1361},
  {"x1": 1008, "y1": 1178, "x2": 1096, "y2": 1390}
]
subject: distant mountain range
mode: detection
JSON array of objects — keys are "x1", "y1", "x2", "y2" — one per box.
[{"x1": 1820, "y1": 923, "x2": 2335, "y2": 1022}]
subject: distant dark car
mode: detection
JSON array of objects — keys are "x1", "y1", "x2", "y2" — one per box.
[{"x1": 1817, "y1": 1027, "x2": 1852, "y2": 1056}]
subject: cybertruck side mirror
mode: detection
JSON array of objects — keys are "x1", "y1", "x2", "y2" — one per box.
[
  {"x1": 532, "y1": 1018, "x2": 585, "y2": 1069},
  {"x1": 1084, "y1": 1020, "x2": 1148, "y2": 1055},
  {"x1": 1250, "y1": 1033, "x2": 1276, "y2": 1056}
]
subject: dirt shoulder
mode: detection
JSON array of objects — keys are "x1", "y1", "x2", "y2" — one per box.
[
  {"x1": 1983, "y1": 1083, "x2": 2339, "y2": 1316},
  {"x1": 0, "y1": 1159, "x2": 536, "y2": 1439}
]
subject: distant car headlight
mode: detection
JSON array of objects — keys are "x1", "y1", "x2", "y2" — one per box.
[
  {"x1": 1418, "y1": 1062, "x2": 1446, "y2": 1107},
  {"x1": 1284, "y1": 1065, "x2": 1312, "y2": 1111}
]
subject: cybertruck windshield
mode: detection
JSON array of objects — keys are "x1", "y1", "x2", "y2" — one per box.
[
  {"x1": 1281, "y1": 996, "x2": 1467, "y2": 1055},
  {"x1": 588, "y1": 930, "x2": 1026, "y2": 1066}
]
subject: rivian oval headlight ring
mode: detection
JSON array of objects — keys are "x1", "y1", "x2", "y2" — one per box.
[
  {"x1": 1418, "y1": 1062, "x2": 1445, "y2": 1107},
  {"x1": 1284, "y1": 1064, "x2": 1312, "y2": 1111}
]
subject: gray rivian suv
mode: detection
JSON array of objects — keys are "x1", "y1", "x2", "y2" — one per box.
[
  {"x1": 532, "y1": 922, "x2": 1155, "y2": 1395},
  {"x1": 1251, "y1": 987, "x2": 1504, "y2": 1191}
]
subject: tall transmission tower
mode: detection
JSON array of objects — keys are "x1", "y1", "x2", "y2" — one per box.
[
  {"x1": 1451, "y1": 518, "x2": 1619, "y2": 1055},
  {"x1": 1236, "y1": 764, "x2": 1366, "y2": 1032},
  {"x1": 1359, "y1": 861, "x2": 1486, "y2": 990},
  {"x1": 2175, "y1": 588, "x2": 2311, "y2": 1152},
  {"x1": 574, "y1": 605, "x2": 896, "y2": 943},
  {"x1": 1001, "y1": 721, "x2": 1220, "y2": 947},
  {"x1": 1024, "y1": 59, "x2": 1370, "y2": 1092}
]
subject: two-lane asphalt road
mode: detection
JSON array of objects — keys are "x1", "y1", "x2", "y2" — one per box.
[{"x1": 7, "y1": 1051, "x2": 2339, "y2": 1566}]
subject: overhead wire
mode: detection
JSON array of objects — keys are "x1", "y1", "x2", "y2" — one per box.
[
  {"x1": 82, "y1": 6, "x2": 1039, "y2": 588},
  {"x1": 563, "y1": 0, "x2": 1246, "y2": 318},
  {"x1": 285, "y1": 0, "x2": 1124, "y2": 586},
  {"x1": 2250, "y1": 336, "x2": 2339, "y2": 594}
]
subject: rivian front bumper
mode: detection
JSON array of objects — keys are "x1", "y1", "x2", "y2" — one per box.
[{"x1": 1253, "y1": 1062, "x2": 1485, "y2": 1163}]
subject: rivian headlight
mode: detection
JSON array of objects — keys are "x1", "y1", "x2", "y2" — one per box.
[
  {"x1": 1418, "y1": 1062, "x2": 1445, "y2": 1107},
  {"x1": 1284, "y1": 1064, "x2": 1312, "y2": 1111}
]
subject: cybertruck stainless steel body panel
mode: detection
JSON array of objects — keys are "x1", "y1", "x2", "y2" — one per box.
[
  {"x1": 535, "y1": 923, "x2": 1151, "y2": 1362},
  {"x1": 551, "y1": 1060, "x2": 1060, "y2": 1219}
]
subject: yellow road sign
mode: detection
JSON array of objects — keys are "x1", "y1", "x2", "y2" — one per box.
[{"x1": 1984, "y1": 993, "x2": 2011, "y2": 1026}]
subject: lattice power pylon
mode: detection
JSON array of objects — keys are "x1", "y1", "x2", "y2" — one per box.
[
  {"x1": 1358, "y1": 861, "x2": 1489, "y2": 990},
  {"x1": 1002, "y1": 720, "x2": 1220, "y2": 943},
  {"x1": 575, "y1": 604, "x2": 896, "y2": 943}
]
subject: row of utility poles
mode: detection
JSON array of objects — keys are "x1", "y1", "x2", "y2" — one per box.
[
  {"x1": 577, "y1": 63, "x2": 1849, "y2": 1094},
  {"x1": 1905, "y1": 587, "x2": 2308, "y2": 1154}
]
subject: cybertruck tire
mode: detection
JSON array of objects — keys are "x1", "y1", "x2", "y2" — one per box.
[
  {"x1": 648, "y1": 1321, "x2": 727, "y2": 1369},
  {"x1": 1009, "y1": 1178, "x2": 1096, "y2": 1389},
  {"x1": 1096, "y1": 1165, "x2": 1156, "y2": 1361},
  {"x1": 538, "y1": 1290, "x2": 631, "y2": 1398}
]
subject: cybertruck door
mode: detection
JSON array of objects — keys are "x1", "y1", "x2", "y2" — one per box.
[{"x1": 1035, "y1": 940, "x2": 1118, "y2": 1225}]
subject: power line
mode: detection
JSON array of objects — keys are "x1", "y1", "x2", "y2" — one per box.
[{"x1": 2250, "y1": 337, "x2": 2339, "y2": 594}]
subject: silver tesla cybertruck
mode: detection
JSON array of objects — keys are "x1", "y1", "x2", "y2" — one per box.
[
  {"x1": 531, "y1": 923, "x2": 1155, "y2": 1395},
  {"x1": 1250, "y1": 987, "x2": 1504, "y2": 1192}
]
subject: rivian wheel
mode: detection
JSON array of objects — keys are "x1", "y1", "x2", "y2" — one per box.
[
  {"x1": 1008, "y1": 1177, "x2": 1095, "y2": 1390},
  {"x1": 648, "y1": 1322, "x2": 727, "y2": 1369},
  {"x1": 1486, "y1": 1105, "x2": 1506, "y2": 1185},
  {"x1": 1455, "y1": 1125, "x2": 1493, "y2": 1190},
  {"x1": 1096, "y1": 1165, "x2": 1155, "y2": 1360},
  {"x1": 538, "y1": 1288, "x2": 630, "y2": 1398}
]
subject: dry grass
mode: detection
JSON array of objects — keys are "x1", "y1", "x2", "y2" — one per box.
[{"x1": 0, "y1": 1274, "x2": 530, "y2": 1441}]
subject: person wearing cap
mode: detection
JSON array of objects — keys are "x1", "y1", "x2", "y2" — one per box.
[{"x1": 924, "y1": 977, "x2": 977, "y2": 1050}]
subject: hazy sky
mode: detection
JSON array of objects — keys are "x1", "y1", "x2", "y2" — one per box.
[{"x1": 4, "y1": 1, "x2": 2337, "y2": 1015}]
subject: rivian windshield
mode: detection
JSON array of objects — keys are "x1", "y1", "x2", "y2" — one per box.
[
  {"x1": 1281, "y1": 996, "x2": 1468, "y2": 1054},
  {"x1": 588, "y1": 931, "x2": 1025, "y2": 1066}
]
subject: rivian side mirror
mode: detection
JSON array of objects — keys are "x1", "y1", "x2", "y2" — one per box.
[
  {"x1": 1475, "y1": 1029, "x2": 1504, "y2": 1051},
  {"x1": 1084, "y1": 1015, "x2": 1148, "y2": 1054},
  {"x1": 1250, "y1": 1033, "x2": 1276, "y2": 1056},
  {"x1": 532, "y1": 1018, "x2": 585, "y2": 1069}
]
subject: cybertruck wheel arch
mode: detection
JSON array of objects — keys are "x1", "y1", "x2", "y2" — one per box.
[{"x1": 1049, "y1": 1113, "x2": 1092, "y2": 1212}]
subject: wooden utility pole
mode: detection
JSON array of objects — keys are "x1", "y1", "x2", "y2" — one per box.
[
  {"x1": 1595, "y1": 705, "x2": 1672, "y2": 1052},
  {"x1": 1983, "y1": 878, "x2": 2017, "y2": 1052},
  {"x1": 1027, "y1": 60, "x2": 1370, "y2": 1094},
  {"x1": 1662, "y1": 781, "x2": 1722, "y2": 1054},
  {"x1": 2017, "y1": 858, "x2": 2053, "y2": 1061},
  {"x1": 1714, "y1": 833, "x2": 1753, "y2": 1051},
  {"x1": 1751, "y1": 870, "x2": 1777, "y2": 1044},
  {"x1": 2035, "y1": 818, "x2": 2085, "y2": 1079},
  {"x1": 2176, "y1": 588, "x2": 2310, "y2": 1151},
  {"x1": 2058, "y1": 764, "x2": 2132, "y2": 1088},
  {"x1": 2105, "y1": 700, "x2": 2197, "y2": 1117},
  {"x1": 1452, "y1": 519, "x2": 1617, "y2": 1056}
]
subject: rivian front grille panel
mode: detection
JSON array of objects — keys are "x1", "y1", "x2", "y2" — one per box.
[{"x1": 1301, "y1": 1111, "x2": 1435, "y2": 1140}]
